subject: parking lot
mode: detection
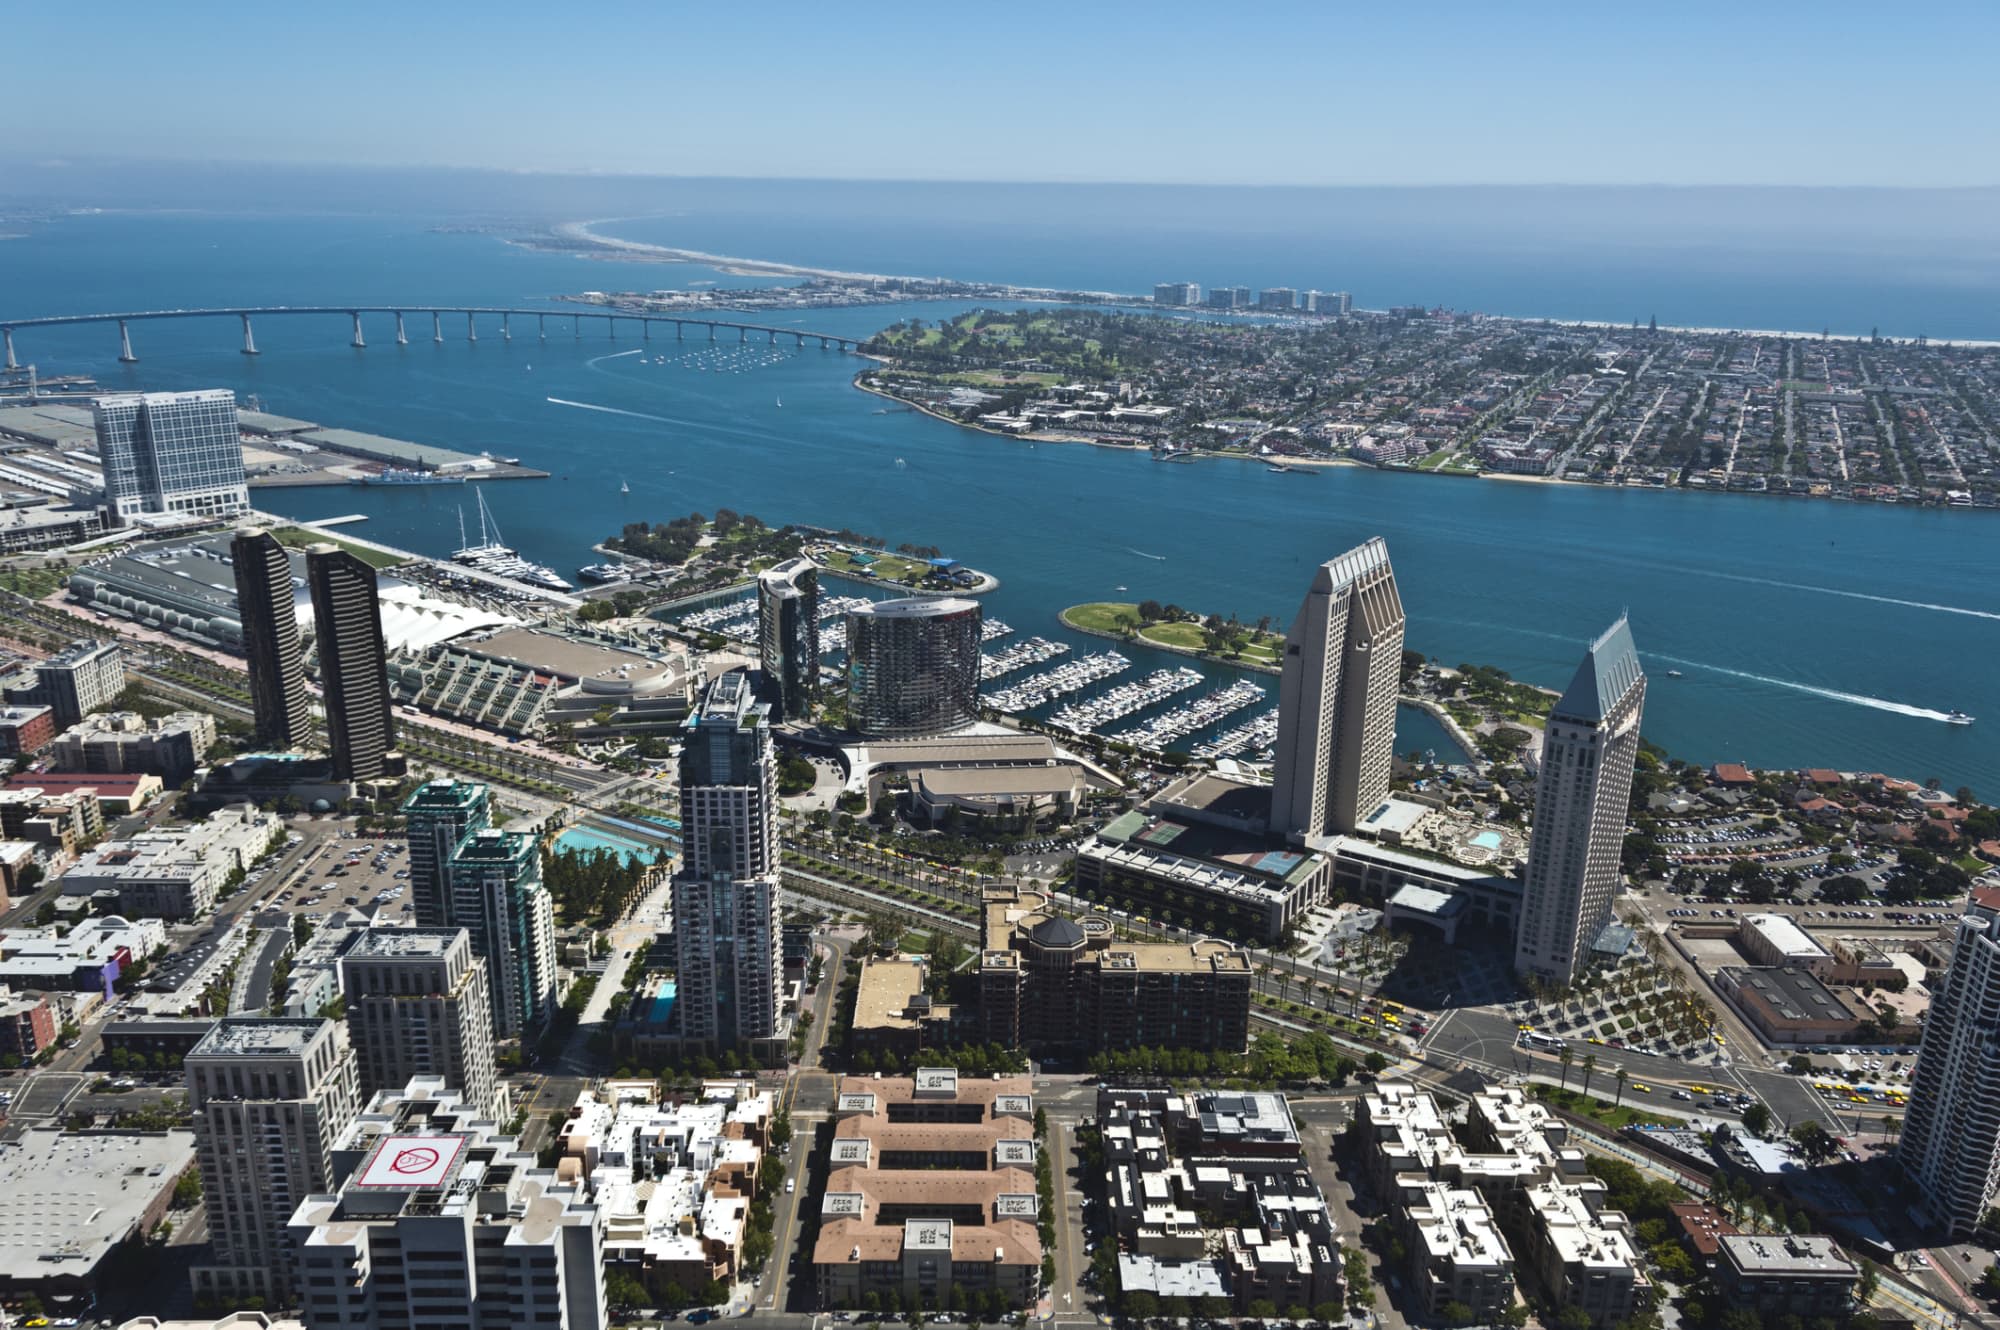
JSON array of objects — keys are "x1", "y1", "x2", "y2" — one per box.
[{"x1": 259, "y1": 828, "x2": 414, "y2": 922}]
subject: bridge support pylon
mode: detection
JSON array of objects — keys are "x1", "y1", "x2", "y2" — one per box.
[
  {"x1": 708, "y1": 325, "x2": 715, "y2": 341},
  {"x1": 5, "y1": 328, "x2": 20, "y2": 371},
  {"x1": 675, "y1": 322, "x2": 684, "y2": 341},
  {"x1": 607, "y1": 316, "x2": 615, "y2": 341},
  {"x1": 395, "y1": 312, "x2": 408, "y2": 346},
  {"x1": 432, "y1": 312, "x2": 443, "y2": 344},
  {"x1": 350, "y1": 312, "x2": 366, "y2": 349},
  {"x1": 502, "y1": 313, "x2": 511, "y2": 342},
  {"x1": 643, "y1": 321, "x2": 650, "y2": 341},
  {"x1": 794, "y1": 333, "x2": 804, "y2": 347},
  {"x1": 466, "y1": 312, "x2": 476, "y2": 343},
  {"x1": 239, "y1": 313, "x2": 259, "y2": 355},
  {"x1": 117, "y1": 320, "x2": 137, "y2": 363},
  {"x1": 739, "y1": 327, "x2": 747, "y2": 343}
]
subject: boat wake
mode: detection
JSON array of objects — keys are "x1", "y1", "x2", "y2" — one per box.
[
  {"x1": 546, "y1": 397, "x2": 678, "y2": 425},
  {"x1": 1125, "y1": 547, "x2": 1167, "y2": 561},
  {"x1": 585, "y1": 349, "x2": 647, "y2": 368},
  {"x1": 1648, "y1": 652, "x2": 1955, "y2": 722},
  {"x1": 1696, "y1": 570, "x2": 2000, "y2": 623}
]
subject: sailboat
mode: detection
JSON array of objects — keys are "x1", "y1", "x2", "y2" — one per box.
[
  {"x1": 775, "y1": 395, "x2": 784, "y2": 408},
  {"x1": 452, "y1": 490, "x2": 572, "y2": 591},
  {"x1": 619, "y1": 477, "x2": 630, "y2": 494},
  {"x1": 453, "y1": 489, "x2": 516, "y2": 563}
]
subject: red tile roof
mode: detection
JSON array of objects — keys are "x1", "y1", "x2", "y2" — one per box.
[{"x1": 1710, "y1": 763, "x2": 1755, "y2": 785}]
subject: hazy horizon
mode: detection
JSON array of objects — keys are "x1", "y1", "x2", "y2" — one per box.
[{"x1": 7, "y1": 3, "x2": 1997, "y2": 188}]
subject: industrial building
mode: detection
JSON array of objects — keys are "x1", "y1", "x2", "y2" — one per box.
[{"x1": 0, "y1": 1126, "x2": 199, "y2": 1311}]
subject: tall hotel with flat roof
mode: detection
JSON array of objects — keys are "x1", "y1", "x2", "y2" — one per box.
[
  {"x1": 1513, "y1": 617, "x2": 1646, "y2": 985},
  {"x1": 1901, "y1": 886, "x2": 2000, "y2": 1236},
  {"x1": 93, "y1": 388, "x2": 249, "y2": 524},
  {"x1": 1270, "y1": 538, "x2": 1407, "y2": 841}
]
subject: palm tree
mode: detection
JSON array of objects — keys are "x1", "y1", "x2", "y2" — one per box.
[
  {"x1": 1559, "y1": 1046, "x2": 1574, "y2": 1091},
  {"x1": 1581, "y1": 1053, "x2": 1598, "y2": 1098},
  {"x1": 1614, "y1": 1066, "x2": 1629, "y2": 1108}
]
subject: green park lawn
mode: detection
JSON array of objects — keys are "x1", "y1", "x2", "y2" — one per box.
[
  {"x1": 270, "y1": 526, "x2": 406, "y2": 569},
  {"x1": 1063, "y1": 602, "x2": 1282, "y2": 665},
  {"x1": 1062, "y1": 602, "x2": 1143, "y2": 634}
]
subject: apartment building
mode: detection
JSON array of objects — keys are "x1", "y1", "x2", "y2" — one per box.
[{"x1": 814, "y1": 1070, "x2": 1042, "y2": 1308}]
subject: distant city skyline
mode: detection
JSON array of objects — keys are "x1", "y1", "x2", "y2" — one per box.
[{"x1": 6, "y1": 3, "x2": 1997, "y2": 188}]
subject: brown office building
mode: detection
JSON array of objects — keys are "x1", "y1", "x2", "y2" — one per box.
[
  {"x1": 814, "y1": 1069, "x2": 1042, "y2": 1309},
  {"x1": 977, "y1": 885, "x2": 1250, "y2": 1056}
]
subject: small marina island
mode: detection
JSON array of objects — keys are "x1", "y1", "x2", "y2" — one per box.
[{"x1": 1062, "y1": 600, "x2": 1283, "y2": 670}]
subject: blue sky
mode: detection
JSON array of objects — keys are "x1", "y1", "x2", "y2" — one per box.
[{"x1": 14, "y1": 2, "x2": 1998, "y2": 186}]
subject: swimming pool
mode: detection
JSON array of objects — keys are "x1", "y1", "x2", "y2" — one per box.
[
  {"x1": 554, "y1": 824, "x2": 665, "y2": 866},
  {"x1": 1470, "y1": 830, "x2": 1506, "y2": 850}
]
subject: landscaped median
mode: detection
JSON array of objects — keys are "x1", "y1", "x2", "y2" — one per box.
[{"x1": 1060, "y1": 601, "x2": 1283, "y2": 670}]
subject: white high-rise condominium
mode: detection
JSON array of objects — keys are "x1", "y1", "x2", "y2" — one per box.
[
  {"x1": 672, "y1": 670, "x2": 783, "y2": 1051},
  {"x1": 290, "y1": 1077, "x2": 606, "y2": 1330},
  {"x1": 1270, "y1": 538, "x2": 1407, "y2": 840},
  {"x1": 1900, "y1": 887, "x2": 2000, "y2": 1236},
  {"x1": 93, "y1": 388, "x2": 248, "y2": 524},
  {"x1": 185, "y1": 1017, "x2": 361, "y2": 1304},
  {"x1": 1512, "y1": 617, "x2": 1646, "y2": 985}
]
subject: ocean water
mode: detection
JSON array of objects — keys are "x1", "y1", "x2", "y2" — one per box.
[{"x1": 3, "y1": 212, "x2": 1997, "y2": 789}]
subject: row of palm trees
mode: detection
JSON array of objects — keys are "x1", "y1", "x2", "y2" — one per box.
[{"x1": 1555, "y1": 1045, "x2": 1635, "y2": 1107}]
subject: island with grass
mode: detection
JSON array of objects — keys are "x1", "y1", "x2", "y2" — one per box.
[{"x1": 1061, "y1": 600, "x2": 1283, "y2": 671}]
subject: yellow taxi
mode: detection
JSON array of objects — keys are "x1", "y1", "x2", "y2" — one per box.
[{"x1": 1631, "y1": 1083, "x2": 1652, "y2": 1094}]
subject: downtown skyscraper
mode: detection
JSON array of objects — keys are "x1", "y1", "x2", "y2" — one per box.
[
  {"x1": 1270, "y1": 538, "x2": 1407, "y2": 840},
  {"x1": 756, "y1": 555, "x2": 820, "y2": 721},
  {"x1": 93, "y1": 388, "x2": 249, "y2": 525},
  {"x1": 306, "y1": 543, "x2": 395, "y2": 781},
  {"x1": 231, "y1": 526, "x2": 313, "y2": 750},
  {"x1": 1513, "y1": 616, "x2": 1647, "y2": 986},
  {"x1": 1899, "y1": 887, "x2": 2000, "y2": 1236},
  {"x1": 672, "y1": 670, "x2": 783, "y2": 1052},
  {"x1": 185, "y1": 1017, "x2": 361, "y2": 1305}
]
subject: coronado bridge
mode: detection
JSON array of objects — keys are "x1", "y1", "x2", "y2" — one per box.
[{"x1": 0, "y1": 305, "x2": 864, "y2": 368}]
